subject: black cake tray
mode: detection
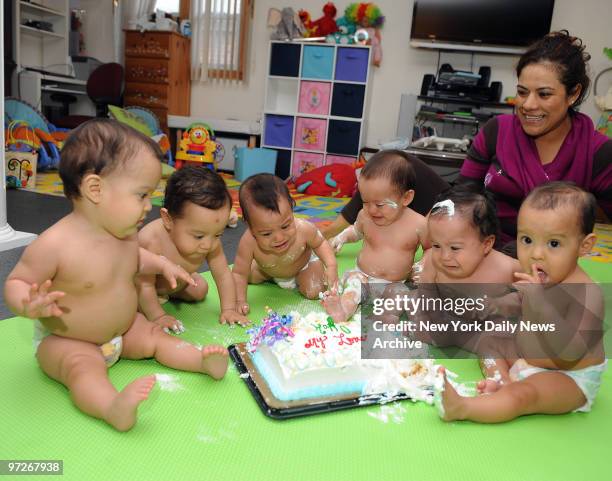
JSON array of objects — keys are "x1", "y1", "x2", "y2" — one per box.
[{"x1": 229, "y1": 343, "x2": 412, "y2": 420}]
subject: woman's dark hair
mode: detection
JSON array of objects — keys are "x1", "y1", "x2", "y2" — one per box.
[
  {"x1": 430, "y1": 184, "x2": 499, "y2": 239},
  {"x1": 516, "y1": 30, "x2": 591, "y2": 110},
  {"x1": 523, "y1": 181, "x2": 596, "y2": 236},
  {"x1": 360, "y1": 149, "x2": 417, "y2": 195},
  {"x1": 164, "y1": 165, "x2": 232, "y2": 217},
  {"x1": 238, "y1": 173, "x2": 295, "y2": 225},
  {"x1": 59, "y1": 118, "x2": 163, "y2": 200}
]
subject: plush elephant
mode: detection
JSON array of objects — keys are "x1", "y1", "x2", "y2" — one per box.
[{"x1": 267, "y1": 7, "x2": 305, "y2": 40}]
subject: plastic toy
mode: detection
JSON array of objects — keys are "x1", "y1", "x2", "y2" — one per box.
[
  {"x1": 295, "y1": 163, "x2": 357, "y2": 197},
  {"x1": 175, "y1": 123, "x2": 224, "y2": 170}
]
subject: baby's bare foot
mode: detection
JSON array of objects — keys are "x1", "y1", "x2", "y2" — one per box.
[
  {"x1": 437, "y1": 368, "x2": 467, "y2": 422},
  {"x1": 201, "y1": 345, "x2": 229, "y2": 380},
  {"x1": 321, "y1": 293, "x2": 350, "y2": 323},
  {"x1": 106, "y1": 375, "x2": 156, "y2": 431},
  {"x1": 477, "y1": 378, "x2": 502, "y2": 395}
]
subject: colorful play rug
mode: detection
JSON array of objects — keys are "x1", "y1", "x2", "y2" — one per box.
[
  {"x1": 27, "y1": 171, "x2": 351, "y2": 230},
  {"x1": 0, "y1": 244, "x2": 610, "y2": 481}
]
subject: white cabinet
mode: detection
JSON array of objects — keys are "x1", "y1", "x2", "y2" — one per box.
[{"x1": 261, "y1": 41, "x2": 372, "y2": 179}]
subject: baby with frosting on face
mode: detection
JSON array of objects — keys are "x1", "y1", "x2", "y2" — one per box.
[
  {"x1": 322, "y1": 150, "x2": 430, "y2": 323},
  {"x1": 232, "y1": 173, "x2": 338, "y2": 314}
]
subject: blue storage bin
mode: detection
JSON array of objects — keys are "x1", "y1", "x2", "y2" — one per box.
[
  {"x1": 335, "y1": 47, "x2": 369, "y2": 82},
  {"x1": 330, "y1": 83, "x2": 366, "y2": 118},
  {"x1": 270, "y1": 43, "x2": 301, "y2": 77},
  {"x1": 302, "y1": 45, "x2": 335, "y2": 80},
  {"x1": 234, "y1": 148, "x2": 278, "y2": 182},
  {"x1": 264, "y1": 114, "x2": 294, "y2": 148}
]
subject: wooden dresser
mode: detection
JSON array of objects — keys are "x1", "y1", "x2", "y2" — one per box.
[{"x1": 124, "y1": 30, "x2": 191, "y2": 133}]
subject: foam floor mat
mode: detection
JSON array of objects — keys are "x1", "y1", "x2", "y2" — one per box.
[{"x1": 0, "y1": 244, "x2": 609, "y2": 481}]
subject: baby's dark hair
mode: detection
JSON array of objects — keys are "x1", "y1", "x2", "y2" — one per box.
[
  {"x1": 360, "y1": 149, "x2": 416, "y2": 195},
  {"x1": 429, "y1": 184, "x2": 499, "y2": 239},
  {"x1": 59, "y1": 118, "x2": 163, "y2": 200},
  {"x1": 517, "y1": 30, "x2": 591, "y2": 111},
  {"x1": 523, "y1": 181, "x2": 596, "y2": 235},
  {"x1": 164, "y1": 165, "x2": 232, "y2": 217},
  {"x1": 238, "y1": 173, "x2": 295, "y2": 225}
]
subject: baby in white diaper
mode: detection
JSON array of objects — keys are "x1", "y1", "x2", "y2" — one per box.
[
  {"x1": 437, "y1": 182, "x2": 607, "y2": 422},
  {"x1": 322, "y1": 150, "x2": 429, "y2": 322}
]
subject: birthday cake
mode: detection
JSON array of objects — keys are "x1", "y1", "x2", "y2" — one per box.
[{"x1": 247, "y1": 310, "x2": 438, "y2": 403}]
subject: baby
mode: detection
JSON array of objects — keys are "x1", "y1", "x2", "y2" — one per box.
[
  {"x1": 138, "y1": 165, "x2": 248, "y2": 329},
  {"x1": 410, "y1": 185, "x2": 520, "y2": 351},
  {"x1": 437, "y1": 182, "x2": 607, "y2": 422},
  {"x1": 232, "y1": 173, "x2": 338, "y2": 314},
  {"x1": 417, "y1": 186, "x2": 520, "y2": 284},
  {"x1": 322, "y1": 150, "x2": 430, "y2": 323},
  {"x1": 4, "y1": 120, "x2": 228, "y2": 431}
]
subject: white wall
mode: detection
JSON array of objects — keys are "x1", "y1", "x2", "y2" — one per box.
[
  {"x1": 164, "y1": 0, "x2": 612, "y2": 144},
  {"x1": 72, "y1": 0, "x2": 116, "y2": 62}
]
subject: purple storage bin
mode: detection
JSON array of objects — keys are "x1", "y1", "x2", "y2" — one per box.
[
  {"x1": 264, "y1": 114, "x2": 294, "y2": 148},
  {"x1": 335, "y1": 47, "x2": 369, "y2": 82}
]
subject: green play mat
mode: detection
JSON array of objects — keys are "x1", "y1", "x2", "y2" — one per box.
[{"x1": 0, "y1": 243, "x2": 609, "y2": 481}]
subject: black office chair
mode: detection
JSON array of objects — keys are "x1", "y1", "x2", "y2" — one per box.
[{"x1": 53, "y1": 62, "x2": 124, "y2": 129}]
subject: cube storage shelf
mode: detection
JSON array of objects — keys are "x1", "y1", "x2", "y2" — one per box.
[{"x1": 262, "y1": 41, "x2": 372, "y2": 179}]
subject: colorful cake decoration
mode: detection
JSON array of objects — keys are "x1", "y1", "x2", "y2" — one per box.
[{"x1": 246, "y1": 308, "x2": 295, "y2": 352}]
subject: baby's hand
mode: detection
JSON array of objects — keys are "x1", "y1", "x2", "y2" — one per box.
[
  {"x1": 325, "y1": 272, "x2": 339, "y2": 294},
  {"x1": 220, "y1": 309, "x2": 250, "y2": 326},
  {"x1": 236, "y1": 300, "x2": 250, "y2": 316},
  {"x1": 513, "y1": 263, "x2": 544, "y2": 285},
  {"x1": 329, "y1": 235, "x2": 344, "y2": 254},
  {"x1": 159, "y1": 257, "x2": 196, "y2": 290},
  {"x1": 22, "y1": 280, "x2": 65, "y2": 319},
  {"x1": 153, "y1": 313, "x2": 185, "y2": 334}
]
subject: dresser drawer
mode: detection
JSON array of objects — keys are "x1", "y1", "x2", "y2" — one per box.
[
  {"x1": 125, "y1": 31, "x2": 170, "y2": 58},
  {"x1": 124, "y1": 82, "x2": 169, "y2": 109},
  {"x1": 126, "y1": 58, "x2": 170, "y2": 84}
]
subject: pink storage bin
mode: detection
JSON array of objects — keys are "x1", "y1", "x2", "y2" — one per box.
[
  {"x1": 294, "y1": 117, "x2": 327, "y2": 151},
  {"x1": 326, "y1": 154, "x2": 356, "y2": 166},
  {"x1": 298, "y1": 81, "x2": 331, "y2": 115},
  {"x1": 292, "y1": 151, "x2": 324, "y2": 177}
]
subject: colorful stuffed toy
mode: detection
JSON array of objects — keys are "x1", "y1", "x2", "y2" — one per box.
[
  {"x1": 294, "y1": 163, "x2": 357, "y2": 198},
  {"x1": 310, "y1": 2, "x2": 339, "y2": 37},
  {"x1": 345, "y1": 3, "x2": 385, "y2": 66}
]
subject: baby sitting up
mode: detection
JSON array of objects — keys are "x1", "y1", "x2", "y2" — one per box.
[
  {"x1": 4, "y1": 120, "x2": 228, "y2": 431},
  {"x1": 323, "y1": 150, "x2": 430, "y2": 323},
  {"x1": 437, "y1": 182, "x2": 607, "y2": 422},
  {"x1": 232, "y1": 173, "x2": 338, "y2": 314},
  {"x1": 138, "y1": 165, "x2": 248, "y2": 329}
]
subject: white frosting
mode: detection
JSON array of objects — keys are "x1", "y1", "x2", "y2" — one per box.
[{"x1": 254, "y1": 310, "x2": 438, "y2": 401}]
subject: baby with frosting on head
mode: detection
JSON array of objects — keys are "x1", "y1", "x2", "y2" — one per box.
[
  {"x1": 137, "y1": 165, "x2": 248, "y2": 330},
  {"x1": 232, "y1": 173, "x2": 338, "y2": 314},
  {"x1": 322, "y1": 150, "x2": 430, "y2": 323},
  {"x1": 437, "y1": 182, "x2": 607, "y2": 423},
  {"x1": 417, "y1": 185, "x2": 520, "y2": 285},
  {"x1": 4, "y1": 120, "x2": 228, "y2": 431}
]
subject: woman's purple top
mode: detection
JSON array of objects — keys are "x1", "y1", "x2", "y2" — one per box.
[{"x1": 460, "y1": 113, "x2": 612, "y2": 244}]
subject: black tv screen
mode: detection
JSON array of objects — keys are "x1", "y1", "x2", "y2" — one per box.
[{"x1": 410, "y1": 0, "x2": 555, "y2": 54}]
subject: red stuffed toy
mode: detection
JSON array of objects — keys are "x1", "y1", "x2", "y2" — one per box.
[
  {"x1": 295, "y1": 163, "x2": 356, "y2": 197},
  {"x1": 311, "y1": 2, "x2": 338, "y2": 37}
]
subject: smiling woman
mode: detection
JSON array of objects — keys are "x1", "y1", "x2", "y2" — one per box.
[{"x1": 458, "y1": 31, "x2": 612, "y2": 250}]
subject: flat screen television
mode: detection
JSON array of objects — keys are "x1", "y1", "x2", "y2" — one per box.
[{"x1": 410, "y1": 0, "x2": 555, "y2": 54}]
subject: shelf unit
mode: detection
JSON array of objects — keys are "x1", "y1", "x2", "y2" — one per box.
[
  {"x1": 261, "y1": 41, "x2": 372, "y2": 179},
  {"x1": 414, "y1": 95, "x2": 515, "y2": 141},
  {"x1": 13, "y1": 0, "x2": 70, "y2": 80}
]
